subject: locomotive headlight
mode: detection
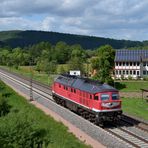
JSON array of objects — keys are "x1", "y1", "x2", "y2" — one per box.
[{"x1": 96, "y1": 114, "x2": 99, "y2": 118}]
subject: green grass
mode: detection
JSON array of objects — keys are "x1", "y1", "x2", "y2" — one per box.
[
  {"x1": 0, "y1": 66, "x2": 55, "y2": 86},
  {"x1": 115, "y1": 81, "x2": 148, "y2": 92},
  {"x1": 0, "y1": 81, "x2": 90, "y2": 148},
  {"x1": 122, "y1": 98, "x2": 148, "y2": 120}
]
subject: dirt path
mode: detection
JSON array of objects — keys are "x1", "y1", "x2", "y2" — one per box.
[{"x1": 119, "y1": 91, "x2": 148, "y2": 98}]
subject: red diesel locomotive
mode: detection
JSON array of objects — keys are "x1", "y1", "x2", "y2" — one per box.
[{"x1": 52, "y1": 74, "x2": 122, "y2": 124}]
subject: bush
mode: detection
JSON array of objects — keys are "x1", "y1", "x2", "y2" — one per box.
[
  {"x1": 0, "y1": 94, "x2": 11, "y2": 117},
  {"x1": 121, "y1": 74, "x2": 124, "y2": 80},
  {"x1": 128, "y1": 75, "x2": 132, "y2": 80},
  {"x1": 0, "y1": 113, "x2": 50, "y2": 148},
  {"x1": 143, "y1": 76, "x2": 148, "y2": 81}
]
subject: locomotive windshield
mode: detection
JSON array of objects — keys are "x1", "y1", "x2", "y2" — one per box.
[
  {"x1": 101, "y1": 94, "x2": 109, "y2": 101},
  {"x1": 112, "y1": 94, "x2": 119, "y2": 100}
]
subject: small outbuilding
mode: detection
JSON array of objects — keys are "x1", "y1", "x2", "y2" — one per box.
[{"x1": 69, "y1": 70, "x2": 81, "y2": 76}]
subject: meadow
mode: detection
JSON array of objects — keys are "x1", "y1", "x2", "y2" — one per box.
[{"x1": 122, "y1": 97, "x2": 148, "y2": 120}]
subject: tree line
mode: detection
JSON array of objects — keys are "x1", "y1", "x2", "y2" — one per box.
[{"x1": 0, "y1": 41, "x2": 115, "y2": 85}]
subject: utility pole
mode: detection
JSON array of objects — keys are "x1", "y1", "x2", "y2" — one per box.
[
  {"x1": 29, "y1": 58, "x2": 33, "y2": 101},
  {"x1": 86, "y1": 60, "x2": 89, "y2": 78}
]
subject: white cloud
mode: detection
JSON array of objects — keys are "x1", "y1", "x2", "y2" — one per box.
[
  {"x1": 0, "y1": 17, "x2": 40, "y2": 31},
  {"x1": 0, "y1": 0, "x2": 148, "y2": 40},
  {"x1": 41, "y1": 17, "x2": 56, "y2": 31}
]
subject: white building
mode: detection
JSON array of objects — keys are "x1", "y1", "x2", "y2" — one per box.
[
  {"x1": 114, "y1": 50, "x2": 148, "y2": 79},
  {"x1": 70, "y1": 70, "x2": 81, "y2": 76}
]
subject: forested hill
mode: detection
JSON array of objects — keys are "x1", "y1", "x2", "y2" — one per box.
[
  {"x1": 0, "y1": 30, "x2": 144, "y2": 49},
  {"x1": 0, "y1": 41, "x2": 6, "y2": 47}
]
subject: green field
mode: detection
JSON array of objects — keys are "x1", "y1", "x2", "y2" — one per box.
[
  {"x1": 0, "y1": 81, "x2": 90, "y2": 148},
  {"x1": 115, "y1": 81, "x2": 148, "y2": 92},
  {"x1": 122, "y1": 98, "x2": 148, "y2": 120}
]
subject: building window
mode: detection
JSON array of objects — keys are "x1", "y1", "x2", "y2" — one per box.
[
  {"x1": 133, "y1": 70, "x2": 136, "y2": 75},
  {"x1": 119, "y1": 62, "x2": 121, "y2": 66},
  {"x1": 123, "y1": 70, "x2": 125, "y2": 75},
  {"x1": 137, "y1": 71, "x2": 140, "y2": 76},
  {"x1": 143, "y1": 62, "x2": 146, "y2": 66},
  {"x1": 126, "y1": 62, "x2": 129, "y2": 66},
  {"x1": 130, "y1": 70, "x2": 132, "y2": 75},
  {"x1": 123, "y1": 62, "x2": 125, "y2": 66},
  {"x1": 116, "y1": 70, "x2": 118, "y2": 75},
  {"x1": 143, "y1": 71, "x2": 146, "y2": 75},
  {"x1": 137, "y1": 62, "x2": 140, "y2": 66},
  {"x1": 115, "y1": 62, "x2": 118, "y2": 66},
  {"x1": 119, "y1": 70, "x2": 121, "y2": 75},
  {"x1": 126, "y1": 70, "x2": 128, "y2": 75},
  {"x1": 133, "y1": 62, "x2": 136, "y2": 66},
  {"x1": 130, "y1": 62, "x2": 132, "y2": 66}
]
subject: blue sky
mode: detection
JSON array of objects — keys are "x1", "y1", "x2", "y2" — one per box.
[{"x1": 0, "y1": 0, "x2": 148, "y2": 41}]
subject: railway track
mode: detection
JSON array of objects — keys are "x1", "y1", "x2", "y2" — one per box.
[
  {"x1": 0, "y1": 68, "x2": 148, "y2": 148},
  {"x1": 122, "y1": 114, "x2": 148, "y2": 132},
  {"x1": 104, "y1": 119, "x2": 148, "y2": 148}
]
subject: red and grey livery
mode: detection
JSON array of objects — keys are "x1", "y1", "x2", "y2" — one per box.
[{"x1": 52, "y1": 74, "x2": 122, "y2": 124}]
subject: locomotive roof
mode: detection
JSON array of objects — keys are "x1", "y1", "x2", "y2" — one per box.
[{"x1": 55, "y1": 74, "x2": 118, "y2": 94}]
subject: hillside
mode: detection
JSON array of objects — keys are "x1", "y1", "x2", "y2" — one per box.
[
  {"x1": 0, "y1": 30, "x2": 144, "y2": 49},
  {"x1": 0, "y1": 41, "x2": 5, "y2": 47}
]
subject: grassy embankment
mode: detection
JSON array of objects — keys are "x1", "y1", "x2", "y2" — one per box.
[
  {"x1": 0, "y1": 80, "x2": 90, "y2": 148},
  {"x1": 1, "y1": 66, "x2": 148, "y2": 120},
  {"x1": 1, "y1": 66, "x2": 55, "y2": 86}
]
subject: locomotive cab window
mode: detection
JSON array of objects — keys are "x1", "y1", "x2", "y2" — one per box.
[
  {"x1": 94, "y1": 95, "x2": 98, "y2": 100},
  {"x1": 112, "y1": 94, "x2": 119, "y2": 100},
  {"x1": 59, "y1": 84, "x2": 61, "y2": 88},
  {"x1": 101, "y1": 94, "x2": 109, "y2": 101}
]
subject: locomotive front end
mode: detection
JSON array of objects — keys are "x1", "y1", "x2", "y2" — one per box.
[{"x1": 96, "y1": 92, "x2": 122, "y2": 123}]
